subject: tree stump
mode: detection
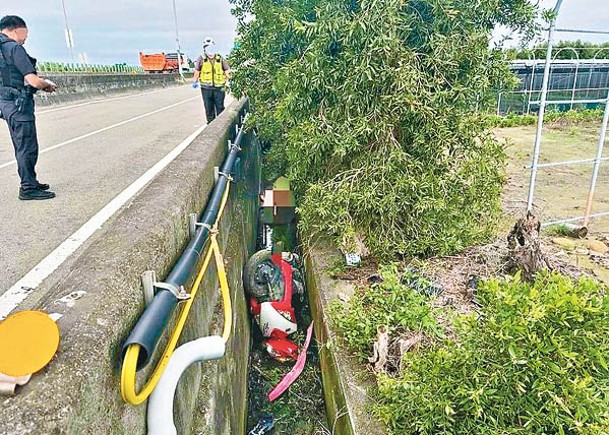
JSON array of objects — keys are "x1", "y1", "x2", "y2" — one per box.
[{"x1": 506, "y1": 212, "x2": 552, "y2": 281}]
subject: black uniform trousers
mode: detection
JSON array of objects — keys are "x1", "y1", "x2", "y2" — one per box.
[
  {"x1": 200, "y1": 87, "x2": 225, "y2": 124},
  {"x1": 0, "y1": 98, "x2": 39, "y2": 190}
]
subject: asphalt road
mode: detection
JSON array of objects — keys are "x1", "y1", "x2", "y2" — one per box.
[{"x1": 0, "y1": 84, "x2": 228, "y2": 298}]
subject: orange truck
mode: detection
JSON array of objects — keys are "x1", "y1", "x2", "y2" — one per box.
[{"x1": 139, "y1": 52, "x2": 181, "y2": 73}]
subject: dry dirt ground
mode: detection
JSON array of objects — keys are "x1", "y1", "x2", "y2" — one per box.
[
  {"x1": 416, "y1": 119, "x2": 609, "y2": 312},
  {"x1": 495, "y1": 119, "x2": 609, "y2": 231},
  {"x1": 393, "y1": 120, "x2": 609, "y2": 313},
  {"x1": 329, "y1": 120, "x2": 609, "y2": 314}
]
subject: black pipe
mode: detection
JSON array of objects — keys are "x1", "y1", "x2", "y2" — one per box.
[
  {"x1": 122, "y1": 291, "x2": 177, "y2": 368},
  {"x1": 166, "y1": 226, "x2": 211, "y2": 286},
  {"x1": 121, "y1": 115, "x2": 246, "y2": 369}
]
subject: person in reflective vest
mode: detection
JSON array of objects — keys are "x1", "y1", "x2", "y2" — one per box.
[
  {"x1": 0, "y1": 15, "x2": 58, "y2": 200},
  {"x1": 192, "y1": 37, "x2": 231, "y2": 124}
]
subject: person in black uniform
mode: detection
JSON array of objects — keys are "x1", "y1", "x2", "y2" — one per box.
[{"x1": 0, "y1": 15, "x2": 57, "y2": 200}]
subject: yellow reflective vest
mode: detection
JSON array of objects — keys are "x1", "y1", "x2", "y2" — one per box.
[{"x1": 199, "y1": 54, "x2": 227, "y2": 87}]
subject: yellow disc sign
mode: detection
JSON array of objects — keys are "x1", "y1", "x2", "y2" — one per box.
[{"x1": 0, "y1": 311, "x2": 60, "y2": 377}]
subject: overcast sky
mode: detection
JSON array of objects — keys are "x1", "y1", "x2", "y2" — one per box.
[
  {"x1": 2, "y1": 0, "x2": 609, "y2": 66},
  {"x1": 3, "y1": 0, "x2": 238, "y2": 65},
  {"x1": 497, "y1": 0, "x2": 609, "y2": 47}
]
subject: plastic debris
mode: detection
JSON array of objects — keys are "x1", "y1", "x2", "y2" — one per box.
[
  {"x1": 467, "y1": 275, "x2": 482, "y2": 309},
  {"x1": 248, "y1": 413, "x2": 274, "y2": 435},
  {"x1": 400, "y1": 267, "x2": 443, "y2": 297},
  {"x1": 0, "y1": 373, "x2": 31, "y2": 395},
  {"x1": 344, "y1": 253, "x2": 361, "y2": 266},
  {"x1": 366, "y1": 273, "x2": 383, "y2": 284},
  {"x1": 264, "y1": 336, "x2": 299, "y2": 362},
  {"x1": 268, "y1": 323, "x2": 314, "y2": 402},
  {"x1": 56, "y1": 290, "x2": 87, "y2": 308}
]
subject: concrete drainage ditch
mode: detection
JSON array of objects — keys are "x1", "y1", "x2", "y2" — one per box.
[{"x1": 244, "y1": 180, "x2": 328, "y2": 434}]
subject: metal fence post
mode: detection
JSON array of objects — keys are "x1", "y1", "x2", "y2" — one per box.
[
  {"x1": 527, "y1": 0, "x2": 563, "y2": 212},
  {"x1": 526, "y1": 53, "x2": 537, "y2": 115},
  {"x1": 497, "y1": 91, "x2": 502, "y2": 115},
  {"x1": 583, "y1": 93, "x2": 609, "y2": 226}
]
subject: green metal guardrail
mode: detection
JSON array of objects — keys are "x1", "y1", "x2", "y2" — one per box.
[{"x1": 38, "y1": 62, "x2": 144, "y2": 74}]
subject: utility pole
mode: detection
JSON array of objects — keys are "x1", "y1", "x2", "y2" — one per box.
[
  {"x1": 172, "y1": 0, "x2": 184, "y2": 79},
  {"x1": 59, "y1": 0, "x2": 75, "y2": 64}
]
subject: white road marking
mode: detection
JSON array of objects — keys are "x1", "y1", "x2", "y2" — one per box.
[
  {"x1": 0, "y1": 122, "x2": 207, "y2": 320},
  {"x1": 0, "y1": 97, "x2": 198, "y2": 170},
  {"x1": 35, "y1": 86, "x2": 182, "y2": 115}
]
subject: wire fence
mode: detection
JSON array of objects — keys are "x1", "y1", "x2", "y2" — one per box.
[
  {"x1": 38, "y1": 62, "x2": 144, "y2": 74},
  {"x1": 520, "y1": 1, "x2": 609, "y2": 229}
]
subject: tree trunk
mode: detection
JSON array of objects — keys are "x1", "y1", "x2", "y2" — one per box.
[{"x1": 505, "y1": 212, "x2": 552, "y2": 281}]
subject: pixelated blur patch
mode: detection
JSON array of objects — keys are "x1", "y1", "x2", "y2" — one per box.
[{"x1": 0, "y1": 310, "x2": 60, "y2": 377}]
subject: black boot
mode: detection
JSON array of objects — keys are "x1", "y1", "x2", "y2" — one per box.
[{"x1": 19, "y1": 188, "x2": 56, "y2": 200}]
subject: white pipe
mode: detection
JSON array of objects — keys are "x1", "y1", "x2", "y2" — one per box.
[{"x1": 147, "y1": 336, "x2": 226, "y2": 435}]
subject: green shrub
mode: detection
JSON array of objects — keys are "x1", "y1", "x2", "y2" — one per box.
[
  {"x1": 330, "y1": 265, "x2": 442, "y2": 360},
  {"x1": 370, "y1": 273, "x2": 609, "y2": 434},
  {"x1": 490, "y1": 109, "x2": 605, "y2": 128},
  {"x1": 544, "y1": 223, "x2": 572, "y2": 237},
  {"x1": 546, "y1": 109, "x2": 606, "y2": 124},
  {"x1": 488, "y1": 113, "x2": 538, "y2": 128}
]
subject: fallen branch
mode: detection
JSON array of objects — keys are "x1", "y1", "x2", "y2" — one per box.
[{"x1": 368, "y1": 325, "x2": 389, "y2": 372}]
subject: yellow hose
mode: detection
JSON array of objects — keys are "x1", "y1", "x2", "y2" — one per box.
[
  {"x1": 212, "y1": 234, "x2": 232, "y2": 342},
  {"x1": 121, "y1": 180, "x2": 233, "y2": 405}
]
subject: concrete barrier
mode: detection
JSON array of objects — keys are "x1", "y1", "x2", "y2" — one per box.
[
  {"x1": 35, "y1": 73, "x2": 183, "y2": 106},
  {"x1": 0, "y1": 99, "x2": 258, "y2": 434},
  {"x1": 305, "y1": 242, "x2": 386, "y2": 435}
]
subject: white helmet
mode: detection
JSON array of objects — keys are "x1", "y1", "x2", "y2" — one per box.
[{"x1": 203, "y1": 37, "x2": 215, "y2": 50}]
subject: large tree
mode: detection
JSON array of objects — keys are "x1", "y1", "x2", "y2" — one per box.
[{"x1": 230, "y1": 0, "x2": 538, "y2": 258}]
